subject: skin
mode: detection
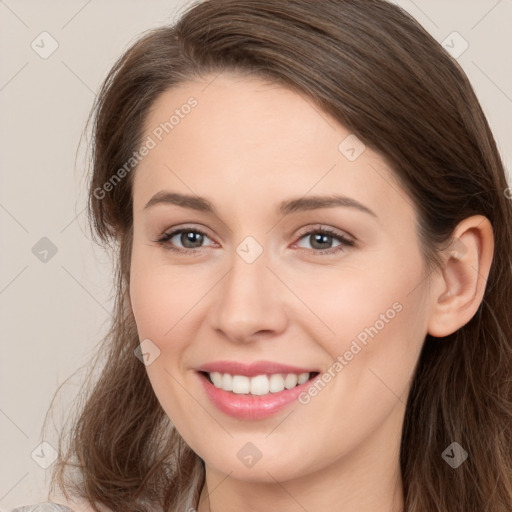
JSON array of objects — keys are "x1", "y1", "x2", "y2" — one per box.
[{"x1": 74, "y1": 72, "x2": 494, "y2": 512}]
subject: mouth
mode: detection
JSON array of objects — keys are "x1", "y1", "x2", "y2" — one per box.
[
  {"x1": 198, "y1": 370, "x2": 320, "y2": 396},
  {"x1": 196, "y1": 369, "x2": 322, "y2": 420},
  {"x1": 194, "y1": 360, "x2": 323, "y2": 419}
]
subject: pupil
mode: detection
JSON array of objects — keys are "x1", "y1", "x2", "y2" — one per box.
[
  {"x1": 311, "y1": 233, "x2": 331, "y2": 249},
  {"x1": 182, "y1": 231, "x2": 203, "y2": 248}
]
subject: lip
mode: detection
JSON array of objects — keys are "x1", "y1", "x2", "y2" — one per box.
[
  {"x1": 197, "y1": 360, "x2": 319, "y2": 377},
  {"x1": 196, "y1": 367, "x2": 321, "y2": 421}
]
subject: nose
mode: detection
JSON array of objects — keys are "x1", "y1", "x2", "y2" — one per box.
[{"x1": 210, "y1": 248, "x2": 288, "y2": 344}]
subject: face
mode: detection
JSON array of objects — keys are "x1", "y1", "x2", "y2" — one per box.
[{"x1": 129, "y1": 72, "x2": 431, "y2": 484}]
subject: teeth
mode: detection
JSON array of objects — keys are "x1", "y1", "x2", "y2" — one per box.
[
  {"x1": 297, "y1": 372, "x2": 310, "y2": 385},
  {"x1": 233, "y1": 375, "x2": 250, "y2": 394},
  {"x1": 284, "y1": 373, "x2": 298, "y2": 389},
  {"x1": 208, "y1": 372, "x2": 311, "y2": 395},
  {"x1": 222, "y1": 373, "x2": 233, "y2": 391}
]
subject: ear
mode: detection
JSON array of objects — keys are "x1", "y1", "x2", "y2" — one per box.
[{"x1": 427, "y1": 215, "x2": 494, "y2": 338}]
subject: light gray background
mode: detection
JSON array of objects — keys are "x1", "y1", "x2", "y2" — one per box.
[{"x1": 1, "y1": 0, "x2": 511, "y2": 508}]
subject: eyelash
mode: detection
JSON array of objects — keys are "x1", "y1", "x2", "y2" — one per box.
[{"x1": 154, "y1": 225, "x2": 355, "y2": 256}]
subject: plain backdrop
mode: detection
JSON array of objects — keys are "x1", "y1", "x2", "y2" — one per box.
[{"x1": 1, "y1": 0, "x2": 511, "y2": 508}]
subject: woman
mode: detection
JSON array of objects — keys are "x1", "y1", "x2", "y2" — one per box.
[{"x1": 11, "y1": 0, "x2": 512, "y2": 511}]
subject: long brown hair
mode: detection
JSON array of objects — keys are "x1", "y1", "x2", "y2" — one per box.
[{"x1": 46, "y1": 1, "x2": 512, "y2": 510}]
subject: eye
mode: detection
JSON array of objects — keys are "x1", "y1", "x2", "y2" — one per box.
[
  {"x1": 154, "y1": 227, "x2": 215, "y2": 254},
  {"x1": 154, "y1": 225, "x2": 354, "y2": 256},
  {"x1": 294, "y1": 226, "x2": 355, "y2": 255}
]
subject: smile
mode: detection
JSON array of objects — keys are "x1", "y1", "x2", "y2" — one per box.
[
  {"x1": 197, "y1": 370, "x2": 320, "y2": 420},
  {"x1": 205, "y1": 371, "x2": 316, "y2": 395}
]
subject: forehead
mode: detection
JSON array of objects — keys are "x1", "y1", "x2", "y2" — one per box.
[{"x1": 132, "y1": 73, "x2": 414, "y2": 226}]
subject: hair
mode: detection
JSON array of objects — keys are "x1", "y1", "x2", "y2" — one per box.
[{"x1": 44, "y1": 0, "x2": 512, "y2": 511}]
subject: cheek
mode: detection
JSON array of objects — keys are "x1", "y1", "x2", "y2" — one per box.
[
  {"x1": 129, "y1": 250, "x2": 205, "y2": 424},
  {"x1": 289, "y1": 244, "x2": 427, "y2": 374},
  {"x1": 129, "y1": 248, "x2": 204, "y2": 343},
  {"x1": 286, "y1": 251, "x2": 427, "y2": 450},
  {"x1": 298, "y1": 246, "x2": 423, "y2": 326}
]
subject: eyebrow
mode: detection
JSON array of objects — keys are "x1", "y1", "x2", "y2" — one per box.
[{"x1": 143, "y1": 191, "x2": 377, "y2": 218}]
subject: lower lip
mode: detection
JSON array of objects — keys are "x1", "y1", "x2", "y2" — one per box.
[{"x1": 197, "y1": 371, "x2": 319, "y2": 420}]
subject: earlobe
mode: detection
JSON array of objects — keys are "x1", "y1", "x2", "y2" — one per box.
[{"x1": 427, "y1": 215, "x2": 494, "y2": 338}]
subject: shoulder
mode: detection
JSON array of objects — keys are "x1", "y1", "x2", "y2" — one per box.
[{"x1": 8, "y1": 504, "x2": 75, "y2": 512}]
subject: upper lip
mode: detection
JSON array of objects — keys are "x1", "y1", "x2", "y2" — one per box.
[{"x1": 197, "y1": 360, "x2": 319, "y2": 377}]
